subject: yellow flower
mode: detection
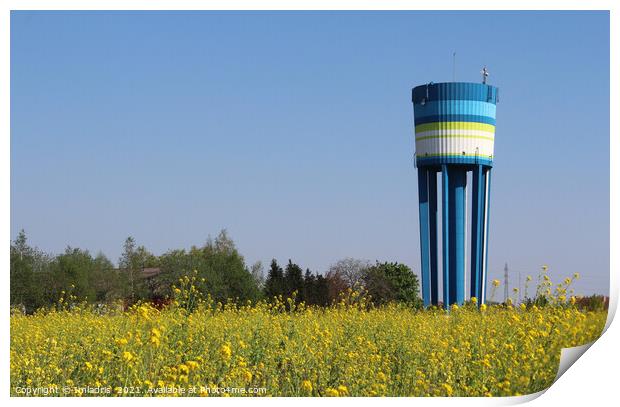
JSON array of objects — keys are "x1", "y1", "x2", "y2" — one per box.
[
  {"x1": 150, "y1": 336, "x2": 160, "y2": 347},
  {"x1": 492, "y1": 279, "x2": 500, "y2": 287},
  {"x1": 122, "y1": 351, "x2": 134, "y2": 362},
  {"x1": 8, "y1": 271, "x2": 608, "y2": 398},
  {"x1": 219, "y1": 344, "x2": 232, "y2": 360},
  {"x1": 138, "y1": 305, "x2": 150, "y2": 319},
  {"x1": 325, "y1": 388, "x2": 339, "y2": 397},
  {"x1": 186, "y1": 360, "x2": 199, "y2": 370},
  {"x1": 301, "y1": 380, "x2": 313, "y2": 393}
]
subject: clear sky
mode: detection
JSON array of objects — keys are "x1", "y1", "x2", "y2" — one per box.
[{"x1": 10, "y1": 11, "x2": 609, "y2": 296}]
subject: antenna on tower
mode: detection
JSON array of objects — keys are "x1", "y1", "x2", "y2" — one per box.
[
  {"x1": 481, "y1": 66, "x2": 489, "y2": 84},
  {"x1": 452, "y1": 52, "x2": 456, "y2": 82}
]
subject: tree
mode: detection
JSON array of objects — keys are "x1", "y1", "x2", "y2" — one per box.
[
  {"x1": 10, "y1": 230, "x2": 53, "y2": 312},
  {"x1": 119, "y1": 237, "x2": 138, "y2": 302},
  {"x1": 118, "y1": 237, "x2": 159, "y2": 302},
  {"x1": 302, "y1": 269, "x2": 315, "y2": 303},
  {"x1": 11, "y1": 230, "x2": 34, "y2": 308},
  {"x1": 212, "y1": 229, "x2": 235, "y2": 255},
  {"x1": 363, "y1": 261, "x2": 422, "y2": 307},
  {"x1": 250, "y1": 261, "x2": 265, "y2": 290},
  {"x1": 156, "y1": 230, "x2": 260, "y2": 304},
  {"x1": 156, "y1": 248, "x2": 192, "y2": 297},
  {"x1": 13, "y1": 230, "x2": 30, "y2": 260},
  {"x1": 314, "y1": 274, "x2": 329, "y2": 306},
  {"x1": 201, "y1": 230, "x2": 260, "y2": 302},
  {"x1": 10, "y1": 229, "x2": 265, "y2": 309},
  {"x1": 328, "y1": 258, "x2": 370, "y2": 288},
  {"x1": 325, "y1": 268, "x2": 349, "y2": 303},
  {"x1": 50, "y1": 247, "x2": 98, "y2": 302},
  {"x1": 302, "y1": 269, "x2": 329, "y2": 306},
  {"x1": 284, "y1": 260, "x2": 304, "y2": 298},
  {"x1": 264, "y1": 259, "x2": 285, "y2": 299},
  {"x1": 91, "y1": 252, "x2": 121, "y2": 302},
  {"x1": 11, "y1": 231, "x2": 131, "y2": 311}
]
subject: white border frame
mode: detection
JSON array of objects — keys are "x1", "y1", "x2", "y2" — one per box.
[{"x1": 1, "y1": 2, "x2": 616, "y2": 406}]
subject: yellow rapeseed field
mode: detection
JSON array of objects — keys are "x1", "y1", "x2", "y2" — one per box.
[{"x1": 10, "y1": 274, "x2": 606, "y2": 397}]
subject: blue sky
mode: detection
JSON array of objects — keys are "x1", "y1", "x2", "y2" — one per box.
[{"x1": 10, "y1": 11, "x2": 609, "y2": 296}]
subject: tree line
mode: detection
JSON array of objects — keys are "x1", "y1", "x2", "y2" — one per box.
[{"x1": 10, "y1": 230, "x2": 422, "y2": 313}]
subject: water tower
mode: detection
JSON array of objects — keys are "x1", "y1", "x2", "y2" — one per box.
[{"x1": 412, "y1": 73, "x2": 498, "y2": 308}]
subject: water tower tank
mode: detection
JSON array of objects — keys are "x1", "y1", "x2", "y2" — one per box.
[{"x1": 412, "y1": 81, "x2": 498, "y2": 308}]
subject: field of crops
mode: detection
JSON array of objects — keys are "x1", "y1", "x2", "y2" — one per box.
[{"x1": 10, "y1": 277, "x2": 606, "y2": 397}]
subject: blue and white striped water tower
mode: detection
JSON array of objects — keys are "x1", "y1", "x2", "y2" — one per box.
[{"x1": 412, "y1": 72, "x2": 498, "y2": 308}]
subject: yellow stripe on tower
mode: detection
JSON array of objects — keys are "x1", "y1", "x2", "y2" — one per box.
[
  {"x1": 415, "y1": 134, "x2": 495, "y2": 141},
  {"x1": 415, "y1": 122, "x2": 495, "y2": 133}
]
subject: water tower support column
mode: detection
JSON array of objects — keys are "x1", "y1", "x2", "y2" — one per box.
[
  {"x1": 481, "y1": 168, "x2": 492, "y2": 305},
  {"x1": 470, "y1": 165, "x2": 493, "y2": 304},
  {"x1": 448, "y1": 167, "x2": 467, "y2": 306},
  {"x1": 470, "y1": 164, "x2": 484, "y2": 300},
  {"x1": 417, "y1": 168, "x2": 431, "y2": 307},
  {"x1": 441, "y1": 165, "x2": 450, "y2": 308},
  {"x1": 428, "y1": 170, "x2": 439, "y2": 305},
  {"x1": 418, "y1": 168, "x2": 440, "y2": 307}
]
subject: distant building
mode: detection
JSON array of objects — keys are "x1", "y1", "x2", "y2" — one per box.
[{"x1": 140, "y1": 267, "x2": 162, "y2": 279}]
